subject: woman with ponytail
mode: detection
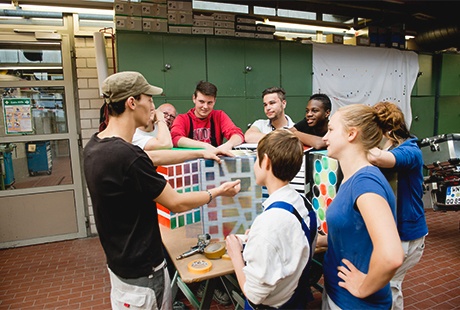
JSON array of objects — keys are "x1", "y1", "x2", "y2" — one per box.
[{"x1": 368, "y1": 101, "x2": 428, "y2": 310}]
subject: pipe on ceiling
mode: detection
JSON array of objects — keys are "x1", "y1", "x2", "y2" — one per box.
[
  {"x1": 0, "y1": 10, "x2": 112, "y2": 21},
  {"x1": 1, "y1": 9, "x2": 62, "y2": 18},
  {"x1": 415, "y1": 26, "x2": 460, "y2": 52}
]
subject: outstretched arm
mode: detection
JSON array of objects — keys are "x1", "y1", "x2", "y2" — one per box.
[
  {"x1": 367, "y1": 147, "x2": 396, "y2": 168},
  {"x1": 218, "y1": 134, "x2": 244, "y2": 152},
  {"x1": 176, "y1": 137, "x2": 218, "y2": 152},
  {"x1": 290, "y1": 127, "x2": 326, "y2": 149},
  {"x1": 155, "y1": 179, "x2": 241, "y2": 213},
  {"x1": 145, "y1": 148, "x2": 234, "y2": 166},
  {"x1": 244, "y1": 126, "x2": 265, "y2": 144}
]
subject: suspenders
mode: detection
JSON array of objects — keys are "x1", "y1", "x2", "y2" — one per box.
[
  {"x1": 245, "y1": 196, "x2": 318, "y2": 310},
  {"x1": 265, "y1": 197, "x2": 317, "y2": 261},
  {"x1": 187, "y1": 114, "x2": 218, "y2": 147}
]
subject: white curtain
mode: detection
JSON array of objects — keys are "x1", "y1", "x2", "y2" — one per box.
[{"x1": 312, "y1": 43, "x2": 419, "y2": 127}]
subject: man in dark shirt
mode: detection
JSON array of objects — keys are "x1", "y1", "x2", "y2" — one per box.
[
  {"x1": 290, "y1": 93, "x2": 331, "y2": 150},
  {"x1": 83, "y1": 71, "x2": 241, "y2": 310}
]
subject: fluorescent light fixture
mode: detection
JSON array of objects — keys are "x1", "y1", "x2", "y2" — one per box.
[
  {"x1": 263, "y1": 20, "x2": 350, "y2": 35},
  {"x1": 192, "y1": 0, "x2": 248, "y2": 14},
  {"x1": 0, "y1": 66, "x2": 63, "y2": 70},
  {"x1": 277, "y1": 8, "x2": 316, "y2": 20},
  {"x1": 274, "y1": 31, "x2": 315, "y2": 40},
  {"x1": 254, "y1": 6, "x2": 276, "y2": 16},
  {"x1": 14, "y1": 29, "x2": 56, "y2": 33},
  {"x1": 18, "y1": 4, "x2": 113, "y2": 16},
  {"x1": 0, "y1": 16, "x2": 22, "y2": 20}
]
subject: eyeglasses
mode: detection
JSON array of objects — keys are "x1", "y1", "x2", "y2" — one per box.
[{"x1": 163, "y1": 112, "x2": 176, "y2": 120}]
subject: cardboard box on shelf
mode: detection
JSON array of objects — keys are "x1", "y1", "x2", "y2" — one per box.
[
  {"x1": 115, "y1": 1, "x2": 142, "y2": 16},
  {"x1": 214, "y1": 21, "x2": 234, "y2": 29},
  {"x1": 193, "y1": 19, "x2": 214, "y2": 27},
  {"x1": 115, "y1": 15, "x2": 127, "y2": 29},
  {"x1": 169, "y1": 25, "x2": 192, "y2": 34},
  {"x1": 235, "y1": 31, "x2": 255, "y2": 38},
  {"x1": 212, "y1": 12, "x2": 235, "y2": 21},
  {"x1": 214, "y1": 28, "x2": 235, "y2": 36},
  {"x1": 142, "y1": 17, "x2": 168, "y2": 32},
  {"x1": 155, "y1": 4, "x2": 168, "y2": 18},
  {"x1": 141, "y1": 3, "x2": 167, "y2": 18},
  {"x1": 326, "y1": 34, "x2": 344, "y2": 44},
  {"x1": 192, "y1": 27, "x2": 214, "y2": 35},
  {"x1": 236, "y1": 24, "x2": 256, "y2": 32},
  {"x1": 129, "y1": 3, "x2": 143, "y2": 16},
  {"x1": 256, "y1": 24, "x2": 276, "y2": 33},
  {"x1": 114, "y1": 1, "x2": 129, "y2": 16},
  {"x1": 236, "y1": 15, "x2": 262, "y2": 24},
  {"x1": 141, "y1": 2, "x2": 153, "y2": 16},
  {"x1": 193, "y1": 13, "x2": 214, "y2": 20},
  {"x1": 167, "y1": 0, "x2": 192, "y2": 11},
  {"x1": 168, "y1": 10, "x2": 193, "y2": 25},
  {"x1": 116, "y1": 16, "x2": 142, "y2": 31},
  {"x1": 357, "y1": 36, "x2": 370, "y2": 46},
  {"x1": 254, "y1": 33, "x2": 274, "y2": 40},
  {"x1": 345, "y1": 36, "x2": 370, "y2": 46}
]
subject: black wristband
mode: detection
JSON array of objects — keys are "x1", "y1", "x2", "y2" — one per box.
[{"x1": 206, "y1": 190, "x2": 213, "y2": 204}]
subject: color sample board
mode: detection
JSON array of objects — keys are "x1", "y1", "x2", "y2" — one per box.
[
  {"x1": 199, "y1": 156, "x2": 263, "y2": 241},
  {"x1": 157, "y1": 159, "x2": 202, "y2": 229}
]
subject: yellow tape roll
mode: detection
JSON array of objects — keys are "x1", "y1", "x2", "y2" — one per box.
[
  {"x1": 188, "y1": 259, "x2": 212, "y2": 274},
  {"x1": 204, "y1": 243, "x2": 226, "y2": 259}
]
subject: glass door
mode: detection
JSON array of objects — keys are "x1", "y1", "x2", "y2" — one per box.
[{"x1": 0, "y1": 32, "x2": 87, "y2": 248}]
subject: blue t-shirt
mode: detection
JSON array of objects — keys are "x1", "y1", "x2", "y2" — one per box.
[
  {"x1": 390, "y1": 137, "x2": 428, "y2": 241},
  {"x1": 323, "y1": 166, "x2": 396, "y2": 309}
]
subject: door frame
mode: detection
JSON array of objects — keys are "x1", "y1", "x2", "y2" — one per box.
[{"x1": 0, "y1": 14, "x2": 88, "y2": 248}]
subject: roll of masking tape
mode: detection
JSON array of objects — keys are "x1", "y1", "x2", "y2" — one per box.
[
  {"x1": 188, "y1": 259, "x2": 212, "y2": 274},
  {"x1": 204, "y1": 243, "x2": 226, "y2": 259}
]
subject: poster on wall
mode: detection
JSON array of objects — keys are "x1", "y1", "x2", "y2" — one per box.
[{"x1": 3, "y1": 98, "x2": 33, "y2": 134}]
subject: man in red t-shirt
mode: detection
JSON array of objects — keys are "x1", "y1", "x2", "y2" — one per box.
[{"x1": 171, "y1": 81, "x2": 244, "y2": 152}]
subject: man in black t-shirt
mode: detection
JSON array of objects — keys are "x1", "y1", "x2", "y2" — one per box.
[
  {"x1": 290, "y1": 93, "x2": 331, "y2": 150},
  {"x1": 83, "y1": 71, "x2": 241, "y2": 310}
]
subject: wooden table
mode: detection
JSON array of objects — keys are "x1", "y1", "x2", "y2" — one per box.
[{"x1": 160, "y1": 224, "x2": 242, "y2": 309}]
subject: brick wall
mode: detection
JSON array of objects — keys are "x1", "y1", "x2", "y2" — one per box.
[{"x1": 74, "y1": 35, "x2": 114, "y2": 235}]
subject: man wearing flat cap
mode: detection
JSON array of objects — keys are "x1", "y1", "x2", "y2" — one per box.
[{"x1": 83, "y1": 71, "x2": 241, "y2": 310}]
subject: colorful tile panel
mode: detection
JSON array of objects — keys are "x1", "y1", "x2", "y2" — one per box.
[
  {"x1": 199, "y1": 155, "x2": 263, "y2": 241},
  {"x1": 156, "y1": 159, "x2": 202, "y2": 229}
]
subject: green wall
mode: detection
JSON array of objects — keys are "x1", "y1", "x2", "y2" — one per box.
[
  {"x1": 117, "y1": 31, "x2": 312, "y2": 130},
  {"x1": 117, "y1": 31, "x2": 459, "y2": 138},
  {"x1": 411, "y1": 53, "x2": 460, "y2": 138}
]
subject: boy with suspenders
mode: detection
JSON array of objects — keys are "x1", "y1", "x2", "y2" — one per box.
[{"x1": 226, "y1": 129, "x2": 317, "y2": 309}]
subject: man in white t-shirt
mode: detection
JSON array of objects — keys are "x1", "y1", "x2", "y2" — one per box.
[
  {"x1": 132, "y1": 104, "x2": 174, "y2": 151},
  {"x1": 244, "y1": 87, "x2": 294, "y2": 144}
]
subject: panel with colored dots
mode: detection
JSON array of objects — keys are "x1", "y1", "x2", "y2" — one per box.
[{"x1": 306, "y1": 151, "x2": 343, "y2": 235}]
